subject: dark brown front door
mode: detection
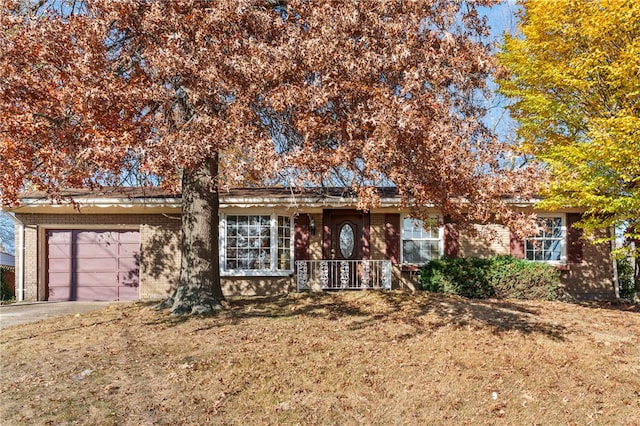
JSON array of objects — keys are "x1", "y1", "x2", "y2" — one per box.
[
  {"x1": 323, "y1": 210, "x2": 370, "y2": 261},
  {"x1": 331, "y1": 213, "x2": 362, "y2": 260},
  {"x1": 320, "y1": 210, "x2": 371, "y2": 288}
]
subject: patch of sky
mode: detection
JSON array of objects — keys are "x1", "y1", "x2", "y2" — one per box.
[
  {"x1": 0, "y1": 212, "x2": 15, "y2": 255},
  {"x1": 477, "y1": 0, "x2": 522, "y2": 145}
]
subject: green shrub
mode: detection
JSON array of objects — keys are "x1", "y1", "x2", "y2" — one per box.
[
  {"x1": 418, "y1": 257, "x2": 494, "y2": 299},
  {"x1": 418, "y1": 255, "x2": 561, "y2": 300},
  {"x1": 617, "y1": 258, "x2": 635, "y2": 299},
  {"x1": 487, "y1": 255, "x2": 560, "y2": 300}
]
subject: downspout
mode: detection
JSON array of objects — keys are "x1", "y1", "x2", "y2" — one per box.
[
  {"x1": 12, "y1": 214, "x2": 25, "y2": 302},
  {"x1": 611, "y1": 227, "x2": 620, "y2": 300}
]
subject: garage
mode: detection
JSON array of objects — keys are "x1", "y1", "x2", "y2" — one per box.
[{"x1": 46, "y1": 230, "x2": 140, "y2": 301}]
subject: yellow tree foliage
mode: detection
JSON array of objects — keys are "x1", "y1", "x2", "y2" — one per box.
[{"x1": 498, "y1": 0, "x2": 640, "y2": 256}]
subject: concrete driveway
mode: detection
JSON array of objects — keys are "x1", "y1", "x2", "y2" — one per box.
[{"x1": 0, "y1": 301, "x2": 123, "y2": 328}]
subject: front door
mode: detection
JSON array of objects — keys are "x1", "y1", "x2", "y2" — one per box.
[
  {"x1": 332, "y1": 212, "x2": 362, "y2": 260},
  {"x1": 322, "y1": 210, "x2": 370, "y2": 288}
]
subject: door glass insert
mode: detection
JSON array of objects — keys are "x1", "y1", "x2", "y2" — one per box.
[{"x1": 339, "y1": 223, "x2": 355, "y2": 258}]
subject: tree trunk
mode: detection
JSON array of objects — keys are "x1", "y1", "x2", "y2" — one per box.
[
  {"x1": 634, "y1": 250, "x2": 640, "y2": 303},
  {"x1": 631, "y1": 230, "x2": 640, "y2": 303},
  {"x1": 165, "y1": 154, "x2": 224, "y2": 315}
]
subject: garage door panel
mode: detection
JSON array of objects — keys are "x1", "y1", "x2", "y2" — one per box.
[
  {"x1": 118, "y1": 257, "x2": 139, "y2": 270},
  {"x1": 48, "y1": 244, "x2": 72, "y2": 259},
  {"x1": 77, "y1": 286, "x2": 119, "y2": 300},
  {"x1": 76, "y1": 272, "x2": 118, "y2": 286},
  {"x1": 118, "y1": 271, "x2": 139, "y2": 287},
  {"x1": 50, "y1": 272, "x2": 117, "y2": 288},
  {"x1": 48, "y1": 272, "x2": 71, "y2": 287},
  {"x1": 119, "y1": 231, "x2": 140, "y2": 243},
  {"x1": 48, "y1": 260, "x2": 71, "y2": 273},
  {"x1": 48, "y1": 286, "x2": 72, "y2": 301},
  {"x1": 75, "y1": 244, "x2": 118, "y2": 258},
  {"x1": 48, "y1": 286, "x2": 120, "y2": 301},
  {"x1": 118, "y1": 286, "x2": 140, "y2": 301},
  {"x1": 75, "y1": 244, "x2": 118, "y2": 259},
  {"x1": 119, "y1": 243, "x2": 140, "y2": 257},
  {"x1": 75, "y1": 231, "x2": 118, "y2": 243},
  {"x1": 47, "y1": 230, "x2": 72, "y2": 243},
  {"x1": 76, "y1": 258, "x2": 118, "y2": 272},
  {"x1": 47, "y1": 229, "x2": 140, "y2": 301}
]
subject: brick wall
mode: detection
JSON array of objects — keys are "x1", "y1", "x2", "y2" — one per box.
[
  {"x1": 459, "y1": 224, "x2": 510, "y2": 258},
  {"x1": 18, "y1": 218, "x2": 38, "y2": 301},
  {"x1": 222, "y1": 276, "x2": 295, "y2": 297},
  {"x1": 14, "y1": 212, "x2": 299, "y2": 300},
  {"x1": 15, "y1": 213, "x2": 181, "y2": 301},
  {"x1": 370, "y1": 213, "x2": 405, "y2": 289},
  {"x1": 139, "y1": 222, "x2": 182, "y2": 300},
  {"x1": 308, "y1": 213, "x2": 323, "y2": 260},
  {"x1": 559, "y1": 229, "x2": 615, "y2": 300},
  {"x1": 393, "y1": 221, "x2": 615, "y2": 299},
  {"x1": 15, "y1": 210, "x2": 615, "y2": 301},
  {"x1": 369, "y1": 214, "x2": 386, "y2": 261}
]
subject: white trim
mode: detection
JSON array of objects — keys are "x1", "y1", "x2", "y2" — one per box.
[
  {"x1": 37, "y1": 224, "x2": 141, "y2": 230},
  {"x1": 525, "y1": 213, "x2": 567, "y2": 264},
  {"x1": 400, "y1": 215, "x2": 444, "y2": 265},
  {"x1": 221, "y1": 270, "x2": 293, "y2": 278},
  {"x1": 17, "y1": 220, "x2": 25, "y2": 301},
  {"x1": 11, "y1": 192, "x2": 543, "y2": 214},
  {"x1": 19, "y1": 197, "x2": 178, "y2": 206},
  {"x1": 611, "y1": 229, "x2": 620, "y2": 299}
]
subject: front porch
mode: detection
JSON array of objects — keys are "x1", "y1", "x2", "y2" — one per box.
[{"x1": 295, "y1": 260, "x2": 392, "y2": 291}]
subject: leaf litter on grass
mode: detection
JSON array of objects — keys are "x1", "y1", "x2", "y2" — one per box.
[{"x1": 1, "y1": 291, "x2": 639, "y2": 425}]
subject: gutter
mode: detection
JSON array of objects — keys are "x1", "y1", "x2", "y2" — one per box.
[
  {"x1": 15, "y1": 196, "x2": 181, "y2": 213},
  {"x1": 15, "y1": 216, "x2": 25, "y2": 302}
]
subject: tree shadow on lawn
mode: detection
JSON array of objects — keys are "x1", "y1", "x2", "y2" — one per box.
[
  {"x1": 568, "y1": 299, "x2": 640, "y2": 314},
  {"x1": 429, "y1": 297, "x2": 568, "y2": 340},
  {"x1": 182, "y1": 291, "x2": 569, "y2": 341},
  {"x1": 346, "y1": 292, "x2": 567, "y2": 341},
  {"x1": 167, "y1": 292, "x2": 378, "y2": 334}
]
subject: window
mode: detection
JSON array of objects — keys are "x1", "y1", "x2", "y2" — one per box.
[
  {"x1": 221, "y1": 213, "x2": 293, "y2": 275},
  {"x1": 338, "y1": 223, "x2": 355, "y2": 258},
  {"x1": 401, "y1": 217, "x2": 443, "y2": 264},
  {"x1": 277, "y1": 216, "x2": 292, "y2": 270},
  {"x1": 525, "y1": 216, "x2": 565, "y2": 263}
]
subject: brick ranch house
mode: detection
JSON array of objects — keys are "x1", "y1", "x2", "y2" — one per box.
[{"x1": 7, "y1": 187, "x2": 616, "y2": 302}]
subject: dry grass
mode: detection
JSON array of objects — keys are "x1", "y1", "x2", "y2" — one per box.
[{"x1": 1, "y1": 291, "x2": 639, "y2": 425}]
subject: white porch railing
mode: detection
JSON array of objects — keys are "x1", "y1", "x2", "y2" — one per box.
[{"x1": 296, "y1": 260, "x2": 392, "y2": 291}]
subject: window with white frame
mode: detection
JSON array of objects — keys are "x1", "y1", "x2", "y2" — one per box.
[
  {"x1": 525, "y1": 216, "x2": 565, "y2": 262},
  {"x1": 221, "y1": 214, "x2": 293, "y2": 275},
  {"x1": 401, "y1": 216, "x2": 443, "y2": 264},
  {"x1": 277, "y1": 216, "x2": 292, "y2": 270}
]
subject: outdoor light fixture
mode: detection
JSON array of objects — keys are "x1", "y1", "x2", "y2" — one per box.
[{"x1": 309, "y1": 216, "x2": 316, "y2": 235}]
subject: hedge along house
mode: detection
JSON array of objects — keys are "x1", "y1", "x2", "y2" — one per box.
[{"x1": 7, "y1": 187, "x2": 617, "y2": 303}]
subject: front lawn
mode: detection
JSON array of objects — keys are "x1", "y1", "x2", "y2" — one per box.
[{"x1": 1, "y1": 292, "x2": 638, "y2": 425}]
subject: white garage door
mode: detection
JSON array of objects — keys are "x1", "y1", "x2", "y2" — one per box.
[{"x1": 46, "y1": 230, "x2": 140, "y2": 301}]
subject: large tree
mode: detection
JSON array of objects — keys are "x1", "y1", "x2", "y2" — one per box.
[
  {"x1": 497, "y1": 0, "x2": 640, "y2": 296},
  {"x1": 1, "y1": 0, "x2": 537, "y2": 314}
]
